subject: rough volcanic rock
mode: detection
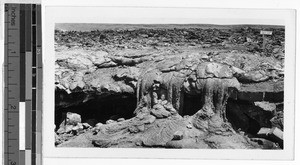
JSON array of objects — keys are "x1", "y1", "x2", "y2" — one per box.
[
  {"x1": 250, "y1": 138, "x2": 281, "y2": 149},
  {"x1": 55, "y1": 25, "x2": 284, "y2": 149},
  {"x1": 134, "y1": 60, "x2": 241, "y2": 133},
  {"x1": 86, "y1": 115, "x2": 262, "y2": 149},
  {"x1": 141, "y1": 118, "x2": 186, "y2": 147},
  {"x1": 150, "y1": 107, "x2": 171, "y2": 119},
  {"x1": 235, "y1": 70, "x2": 269, "y2": 83},
  {"x1": 202, "y1": 133, "x2": 259, "y2": 149},
  {"x1": 270, "y1": 111, "x2": 284, "y2": 131},
  {"x1": 229, "y1": 81, "x2": 284, "y2": 102}
]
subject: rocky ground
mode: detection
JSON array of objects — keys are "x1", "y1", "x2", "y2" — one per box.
[{"x1": 54, "y1": 24, "x2": 284, "y2": 149}]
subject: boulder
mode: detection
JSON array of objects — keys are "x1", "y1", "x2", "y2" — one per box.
[
  {"x1": 254, "y1": 102, "x2": 276, "y2": 111},
  {"x1": 186, "y1": 124, "x2": 193, "y2": 129},
  {"x1": 82, "y1": 123, "x2": 92, "y2": 129},
  {"x1": 143, "y1": 115, "x2": 156, "y2": 124},
  {"x1": 95, "y1": 122, "x2": 103, "y2": 129},
  {"x1": 173, "y1": 130, "x2": 184, "y2": 140},
  {"x1": 56, "y1": 113, "x2": 82, "y2": 134},
  {"x1": 66, "y1": 112, "x2": 81, "y2": 126},
  {"x1": 231, "y1": 66, "x2": 245, "y2": 75},
  {"x1": 117, "y1": 118, "x2": 125, "y2": 122},
  {"x1": 106, "y1": 119, "x2": 116, "y2": 124},
  {"x1": 236, "y1": 70, "x2": 269, "y2": 83},
  {"x1": 196, "y1": 62, "x2": 233, "y2": 78},
  {"x1": 72, "y1": 123, "x2": 84, "y2": 134},
  {"x1": 150, "y1": 105, "x2": 171, "y2": 119}
]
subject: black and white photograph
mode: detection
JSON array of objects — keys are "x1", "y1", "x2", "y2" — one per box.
[
  {"x1": 54, "y1": 23, "x2": 285, "y2": 149},
  {"x1": 41, "y1": 4, "x2": 296, "y2": 161}
]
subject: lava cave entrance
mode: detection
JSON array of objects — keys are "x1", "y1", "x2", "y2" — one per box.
[
  {"x1": 56, "y1": 91, "x2": 267, "y2": 137},
  {"x1": 182, "y1": 93, "x2": 203, "y2": 116},
  {"x1": 55, "y1": 94, "x2": 137, "y2": 129},
  {"x1": 226, "y1": 98, "x2": 262, "y2": 135}
]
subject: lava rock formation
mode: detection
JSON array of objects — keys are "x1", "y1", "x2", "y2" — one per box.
[{"x1": 55, "y1": 24, "x2": 284, "y2": 149}]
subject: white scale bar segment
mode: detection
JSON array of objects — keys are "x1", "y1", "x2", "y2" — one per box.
[{"x1": 19, "y1": 102, "x2": 25, "y2": 150}]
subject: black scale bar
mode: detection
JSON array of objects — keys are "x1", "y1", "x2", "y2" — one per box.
[
  {"x1": 20, "y1": 4, "x2": 25, "y2": 102},
  {"x1": 5, "y1": 4, "x2": 20, "y2": 165},
  {"x1": 4, "y1": 3, "x2": 42, "y2": 165}
]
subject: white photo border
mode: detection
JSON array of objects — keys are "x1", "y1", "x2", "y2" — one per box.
[{"x1": 43, "y1": 6, "x2": 296, "y2": 160}]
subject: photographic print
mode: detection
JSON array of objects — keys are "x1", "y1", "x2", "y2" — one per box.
[{"x1": 54, "y1": 23, "x2": 284, "y2": 150}]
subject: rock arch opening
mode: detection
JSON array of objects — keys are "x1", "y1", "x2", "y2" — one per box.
[{"x1": 55, "y1": 93, "x2": 137, "y2": 129}]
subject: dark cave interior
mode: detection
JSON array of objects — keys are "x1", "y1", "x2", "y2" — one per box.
[
  {"x1": 55, "y1": 92, "x2": 272, "y2": 137},
  {"x1": 55, "y1": 93, "x2": 137, "y2": 129},
  {"x1": 182, "y1": 93, "x2": 203, "y2": 116}
]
